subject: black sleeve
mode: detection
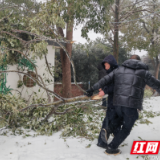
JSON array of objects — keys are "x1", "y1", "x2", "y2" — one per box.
[
  {"x1": 92, "y1": 71, "x2": 114, "y2": 91},
  {"x1": 103, "y1": 83, "x2": 114, "y2": 94},
  {"x1": 145, "y1": 71, "x2": 160, "y2": 93}
]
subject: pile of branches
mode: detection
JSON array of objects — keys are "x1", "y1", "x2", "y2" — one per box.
[{"x1": 0, "y1": 94, "x2": 104, "y2": 140}]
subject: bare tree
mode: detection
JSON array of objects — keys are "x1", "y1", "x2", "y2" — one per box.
[{"x1": 103, "y1": 0, "x2": 148, "y2": 62}]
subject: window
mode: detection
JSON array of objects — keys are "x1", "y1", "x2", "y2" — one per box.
[{"x1": 23, "y1": 71, "x2": 36, "y2": 87}]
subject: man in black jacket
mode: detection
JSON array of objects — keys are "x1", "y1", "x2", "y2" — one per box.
[{"x1": 86, "y1": 55, "x2": 160, "y2": 155}]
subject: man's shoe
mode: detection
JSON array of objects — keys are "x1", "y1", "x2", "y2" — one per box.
[
  {"x1": 97, "y1": 143, "x2": 108, "y2": 149},
  {"x1": 101, "y1": 128, "x2": 110, "y2": 143},
  {"x1": 105, "y1": 147, "x2": 121, "y2": 155}
]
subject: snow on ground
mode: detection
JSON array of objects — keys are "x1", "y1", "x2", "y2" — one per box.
[{"x1": 0, "y1": 97, "x2": 160, "y2": 160}]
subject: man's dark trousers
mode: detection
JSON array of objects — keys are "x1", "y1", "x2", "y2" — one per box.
[
  {"x1": 108, "y1": 106, "x2": 139, "y2": 149},
  {"x1": 102, "y1": 98, "x2": 107, "y2": 107},
  {"x1": 98, "y1": 108, "x2": 122, "y2": 145}
]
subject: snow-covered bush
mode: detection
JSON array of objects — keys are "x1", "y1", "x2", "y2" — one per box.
[{"x1": 0, "y1": 94, "x2": 27, "y2": 128}]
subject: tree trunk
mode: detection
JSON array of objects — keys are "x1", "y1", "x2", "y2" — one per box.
[
  {"x1": 151, "y1": 57, "x2": 156, "y2": 71},
  {"x1": 64, "y1": 21, "x2": 73, "y2": 97},
  {"x1": 58, "y1": 21, "x2": 73, "y2": 98},
  {"x1": 113, "y1": 0, "x2": 120, "y2": 62},
  {"x1": 155, "y1": 55, "x2": 160, "y2": 79},
  {"x1": 151, "y1": 11, "x2": 160, "y2": 80}
]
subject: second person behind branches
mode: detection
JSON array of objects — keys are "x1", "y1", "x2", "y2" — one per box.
[{"x1": 96, "y1": 55, "x2": 122, "y2": 149}]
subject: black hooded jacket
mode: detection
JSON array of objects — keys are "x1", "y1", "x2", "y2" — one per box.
[
  {"x1": 93, "y1": 59, "x2": 160, "y2": 110},
  {"x1": 97, "y1": 63, "x2": 107, "y2": 80},
  {"x1": 101, "y1": 55, "x2": 118, "y2": 71},
  {"x1": 100, "y1": 55, "x2": 118, "y2": 109}
]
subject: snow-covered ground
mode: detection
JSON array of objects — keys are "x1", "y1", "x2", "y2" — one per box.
[{"x1": 0, "y1": 97, "x2": 160, "y2": 160}]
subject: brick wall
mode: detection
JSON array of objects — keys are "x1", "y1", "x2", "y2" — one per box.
[{"x1": 54, "y1": 83, "x2": 84, "y2": 101}]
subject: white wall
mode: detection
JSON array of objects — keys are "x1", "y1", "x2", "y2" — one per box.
[{"x1": 6, "y1": 45, "x2": 55, "y2": 102}]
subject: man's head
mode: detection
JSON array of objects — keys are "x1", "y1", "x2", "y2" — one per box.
[
  {"x1": 130, "y1": 55, "x2": 141, "y2": 61},
  {"x1": 104, "y1": 62, "x2": 110, "y2": 70},
  {"x1": 102, "y1": 55, "x2": 118, "y2": 70}
]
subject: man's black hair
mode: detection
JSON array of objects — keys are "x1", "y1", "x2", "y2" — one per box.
[{"x1": 130, "y1": 55, "x2": 141, "y2": 61}]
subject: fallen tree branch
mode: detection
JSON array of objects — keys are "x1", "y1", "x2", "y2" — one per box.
[
  {"x1": 44, "y1": 55, "x2": 54, "y2": 78},
  {"x1": 37, "y1": 75, "x2": 51, "y2": 103},
  {"x1": 20, "y1": 95, "x2": 91, "y2": 112},
  {"x1": 0, "y1": 126, "x2": 8, "y2": 132}
]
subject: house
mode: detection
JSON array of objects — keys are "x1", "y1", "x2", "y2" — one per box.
[
  {"x1": 1, "y1": 41, "x2": 84, "y2": 102},
  {"x1": 4, "y1": 41, "x2": 64, "y2": 102}
]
